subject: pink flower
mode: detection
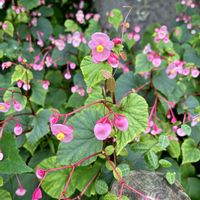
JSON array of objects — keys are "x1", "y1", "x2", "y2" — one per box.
[
  {"x1": 143, "y1": 44, "x2": 152, "y2": 54},
  {"x1": 45, "y1": 55, "x2": 52, "y2": 67},
  {"x1": 191, "y1": 68, "x2": 199, "y2": 78},
  {"x1": 1, "y1": 61, "x2": 12, "y2": 70},
  {"x1": 176, "y1": 128, "x2": 186, "y2": 137},
  {"x1": 72, "y1": 32, "x2": 81, "y2": 47},
  {"x1": 13, "y1": 100, "x2": 22, "y2": 112},
  {"x1": 134, "y1": 25, "x2": 141, "y2": 33},
  {"x1": 32, "y1": 187, "x2": 42, "y2": 200},
  {"x1": 14, "y1": 123, "x2": 23, "y2": 136},
  {"x1": 171, "y1": 116, "x2": 177, "y2": 124},
  {"x1": 23, "y1": 83, "x2": 31, "y2": 91},
  {"x1": 166, "y1": 64, "x2": 178, "y2": 79},
  {"x1": 49, "y1": 114, "x2": 60, "y2": 125},
  {"x1": 51, "y1": 124, "x2": 74, "y2": 143},
  {"x1": 88, "y1": 32, "x2": 114, "y2": 63},
  {"x1": 114, "y1": 114, "x2": 128, "y2": 131},
  {"x1": 54, "y1": 39, "x2": 65, "y2": 51},
  {"x1": 151, "y1": 124, "x2": 162, "y2": 135},
  {"x1": 36, "y1": 168, "x2": 46, "y2": 179},
  {"x1": 76, "y1": 10, "x2": 85, "y2": 24},
  {"x1": 133, "y1": 33, "x2": 140, "y2": 42},
  {"x1": 0, "y1": 102, "x2": 10, "y2": 113},
  {"x1": 112, "y1": 37, "x2": 122, "y2": 45},
  {"x1": 2, "y1": 21, "x2": 7, "y2": 30},
  {"x1": 69, "y1": 62, "x2": 76, "y2": 69},
  {"x1": 147, "y1": 51, "x2": 162, "y2": 67},
  {"x1": 0, "y1": 152, "x2": 3, "y2": 161},
  {"x1": 108, "y1": 53, "x2": 119, "y2": 68},
  {"x1": 64, "y1": 71, "x2": 71, "y2": 80},
  {"x1": 16, "y1": 187, "x2": 26, "y2": 196},
  {"x1": 154, "y1": 25, "x2": 169, "y2": 43},
  {"x1": 94, "y1": 117, "x2": 112, "y2": 140},
  {"x1": 42, "y1": 80, "x2": 50, "y2": 90},
  {"x1": 182, "y1": 68, "x2": 190, "y2": 76}
]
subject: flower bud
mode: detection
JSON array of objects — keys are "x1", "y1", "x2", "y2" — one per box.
[
  {"x1": 114, "y1": 114, "x2": 128, "y2": 131},
  {"x1": 14, "y1": 123, "x2": 23, "y2": 136},
  {"x1": 16, "y1": 187, "x2": 26, "y2": 196},
  {"x1": 36, "y1": 168, "x2": 46, "y2": 179}
]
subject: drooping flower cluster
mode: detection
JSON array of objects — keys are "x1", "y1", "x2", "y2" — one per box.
[
  {"x1": 166, "y1": 60, "x2": 199, "y2": 79},
  {"x1": 71, "y1": 85, "x2": 85, "y2": 96},
  {"x1": 64, "y1": 62, "x2": 76, "y2": 80},
  {"x1": 0, "y1": 99, "x2": 22, "y2": 113},
  {"x1": 143, "y1": 44, "x2": 162, "y2": 67},
  {"x1": 154, "y1": 25, "x2": 169, "y2": 43},
  {"x1": 128, "y1": 25, "x2": 141, "y2": 42},
  {"x1": 94, "y1": 114, "x2": 128, "y2": 140}
]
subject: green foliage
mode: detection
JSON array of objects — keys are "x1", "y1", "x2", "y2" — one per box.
[
  {"x1": 0, "y1": 133, "x2": 32, "y2": 174},
  {"x1": 108, "y1": 9, "x2": 123, "y2": 31}
]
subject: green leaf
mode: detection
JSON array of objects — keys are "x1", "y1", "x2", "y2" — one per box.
[
  {"x1": 0, "y1": 50, "x2": 3, "y2": 58},
  {"x1": 95, "y1": 180, "x2": 108, "y2": 195},
  {"x1": 20, "y1": 0, "x2": 39, "y2": 10},
  {"x1": 159, "y1": 159, "x2": 172, "y2": 168},
  {"x1": 64, "y1": 19, "x2": 79, "y2": 32},
  {"x1": 153, "y1": 69, "x2": 186, "y2": 103},
  {"x1": 11, "y1": 65, "x2": 33, "y2": 84},
  {"x1": 72, "y1": 161, "x2": 103, "y2": 197},
  {"x1": 57, "y1": 108, "x2": 103, "y2": 166},
  {"x1": 167, "y1": 140, "x2": 180, "y2": 159},
  {"x1": 116, "y1": 93, "x2": 148, "y2": 154},
  {"x1": 135, "y1": 53, "x2": 154, "y2": 73},
  {"x1": 108, "y1": 9, "x2": 123, "y2": 31},
  {"x1": 105, "y1": 145, "x2": 115, "y2": 156},
  {"x1": 144, "y1": 150, "x2": 159, "y2": 169},
  {"x1": 158, "y1": 135, "x2": 170, "y2": 149},
  {"x1": 3, "y1": 21, "x2": 14, "y2": 37},
  {"x1": 0, "y1": 133, "x2": 32, "y2": 174},
  {"x1": 30, "y1": 82, "x2": 48, "y2": 106},
  {"x1": 80, "y1": 56, "x2": 112, "y2": 88},
  {"x1": 3, "y1": 87, "x2": 27, "y2": 114},
  {"x1": 181, "y1": 124, "x2": 191, "y2": 136},
  {"x1": 0, "y1": 176, "x2": 3, "y2": 187},
  {"x1": 27, "y1": 109, "x2": 52, "y2": 143},
  {"x1": 165, "y1": 172, "x2": 176, "y2": 185},
  {"x1": 182, "y1": 138, "x2": 200, "y2": 164},
  {"x1": 116, "y1": 72, "x2": 146, "y2": 102},
  {"x1": 103, "y1": 192, "x2": 118, "y2": 200},
  {"x1": 85, "y1": 19, "x2": 101, "y2": 40},
  {"x1": 0, "y1": 189, "x2": 12, "y2": 200},
  {"x1": 186, "y1": 177, "x2": 200, "y2": 200},
  {"x1": 38, "y1": 156, "x2": 75, "y2": 198},
  {"x1": 117, "y1": 163, "x2": 130, "y2": 177}
]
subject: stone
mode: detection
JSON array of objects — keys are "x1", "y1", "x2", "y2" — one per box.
[{"x1": 111, "y1": 170, "x2": 191, "y2": 200}]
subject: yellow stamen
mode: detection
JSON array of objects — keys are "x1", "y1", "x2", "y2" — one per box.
[
  {"x1": 56, "y1": 132, "x2": 65, "y2": 141},
  {"x1": 0, "y1": 105, "x2": 6, "y2": 111},
  {"x1": 96, "y1": 45, "x2": 104, "y2": 53},
  {"x1": 170, "y1": 69, "x2": 175, "y2": 74}
]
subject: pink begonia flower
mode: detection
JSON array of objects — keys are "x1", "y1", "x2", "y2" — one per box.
[
  {"x1": 54, "y1": 39, "x2": 65, "y2": 51},
  {"x1": 32, "y1": 187, "x2": 42, "y2": 200},
  {"x1": 154, "y1": 25, "x2": 169, "y2": 43},
  {"x1": 51, "y1": 124, "x2": 74, "y2": 143},
  {"x1": 133, "y1": 33, "x2": 140, "y2": 42},
  {"x1": 1, "y1": 61, "x2": 12, "y2": 70},
  {"x1": 108, "y1": 53, "x2": 119, "y2": 68},
  {"x1": 143, "y1": 44, "x2": 152, "y2": 54},
  {"x1": 166, "y1": 63, "x2": 178, "y2": 79},
  {"x1": 64, "y1": 71, "x2": 71, "y2": 80},
  {"x1": 42, "y1": 80, "x2": 50, "y2": 90},
  {"x1": 182, "y1": 68, "x2": 190, "y2": 76},
  {"x1": 14, "y1": 123, "x2": 23, "y2": 136},
  {"x1": 0, "y1": 151, "x2": 3, "y2": 161},
  {"x1": 23, "y1": 83, "x2": 31, "y2": 91},
  {"x1": 0, "y1": 0, "x2": 5, "y2": 9},
  {"x1": 13, "y1": 100, "x2": 22, "y2": 112},
  {"x1": 176, "y1": 128, "x2": 186, "y2": 137},
  {"x1": 88, "y1": 32, "x2": 114, "y2": 63},
  {"x1": 191, "y1": 116, "x2": 200, "y2": 127},
  {"x1": 94, "y1": 14, "x2": 101, "y2": 22},
  {"x1": 171, "y1": 116, "x2": 177, "y2": 124},
  {"x1": 151, "y1": 124, "x2": 162, "y2": 135},
  {"x1": 94, "y1": 117, "x2": 112, "y2": 140},
  {"x1": 72, "y1": 32, "x2": 82, "y2": 47},
  {"x1": 36, "y1": 168, "x2": 46, "y2": 179},
  {"x1": 191, "y1": 68, "x2": 199, "y2": 78},
  {"x1": 2, "y1": 21, "x2": 7, "y2": 30},
  {"x1": 45, "y1": 55, "x2": 52, "y2": 67},
  {"x1": 147, "y1": 51, "x2": 162, "y2": 67},
  {"x1": 134, "y1": 25, "x2": 141, "y2": 33},
  {"x1": 76, "y1": 10, "x2": 85, "y2": 24},
  {"x1": 49, "y1": 114, "x2": 60, "y2": 125},
  {"x1": 69, "y1": 62, "x2": 76, "y2": 69},
  {"x1": 114, "y1": 114, "x2": 128, "y2": 131},
  {"x1": 0, "y1": 102, "x2": 10, "y2": 113},
  {"x1": 16, "y1": 187, "x2": 26, "y2": 196},
  {"x1": 112, "y1": 37, "x2": 122, "y2": 45}
]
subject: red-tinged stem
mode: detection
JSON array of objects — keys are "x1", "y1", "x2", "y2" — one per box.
[
  {"x1": 16, "y1": 175, "x2": 23, "y2": 188},
  {"x1": 124, "y1": 184, "x2": 149, "y2": 199},
  {"x1": 0, "y1": 88, "x2": 21, "y2": 94},
  {"x1": 135, "y1": 82, "x2": 150, "y2": 93},
  {"x1": 149, "y1": 96, "x2": 158, "y2": 120},
  {"x1": 118, "y1": 182, "x2": 125, "y2": 200},
  {"x1": 59, "y1": 167, "x2": 75, "y2": 200},
  {"x1": 74, "y1": 170, "x2": 101, "y2": 200}
]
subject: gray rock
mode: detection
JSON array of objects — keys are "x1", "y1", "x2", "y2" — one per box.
[
  {"x1": 111, "y1": 170, "x2": 191, "y2": 200},
  {"x1": 94, "y1": 0, "x2": 177, "y2": 31}
]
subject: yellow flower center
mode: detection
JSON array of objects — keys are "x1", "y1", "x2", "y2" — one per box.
[
  {"x1": 96, "y1": 45, "x2": 104, "y2": 53},
  {"x1": 170, "y1": 69, "x2": 175, "y2": 74},
  {"x1": 0, "y1": 105, "x2": 6, "y2": 111},
  {"x1": 56, "y1": 132, "x2": 65, "y2": 141}
]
